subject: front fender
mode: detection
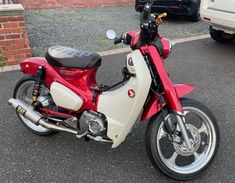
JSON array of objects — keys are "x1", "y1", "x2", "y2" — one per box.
[{"x1": 141, "y1": 84, "x2": 195, "y2": 121}]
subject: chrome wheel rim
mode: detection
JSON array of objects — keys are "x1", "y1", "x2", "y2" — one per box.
[
  {"x1": 156, "y1": 106, "x2": 217, "y2": 174},
  {"x1": 15, "y1": 80, "x2": 50, "y2": 133}
]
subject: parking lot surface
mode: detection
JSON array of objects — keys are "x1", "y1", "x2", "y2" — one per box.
[
  {"x1": 24, "y1": 6, "x2": 208, "y2": 56},
  {"x1": 0, "y1": 38, "x2": 234, "y2": 183}
]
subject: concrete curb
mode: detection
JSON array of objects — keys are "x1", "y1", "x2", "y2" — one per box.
[{"x1": 0, "y1": 34, "x2": 210, "y2": 73}]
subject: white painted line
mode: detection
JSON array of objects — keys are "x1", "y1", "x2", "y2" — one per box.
[
  {"x1": 173, "y1": 34, "x2": 210, "y2": 44},
  {"x1": 0, "y1": 34, "x2": 210, "y2": 73}
]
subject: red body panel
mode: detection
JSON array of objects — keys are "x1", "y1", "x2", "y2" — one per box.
[
  {"x1": 20, "y1": 58, "x2": 99, "y2": 113},
  {"x1": 141, "y1": 84, "x2": 195, "y2": 121},
  {"x1": 143, "y1": 46, "x2": 183, "y2": 112},
  {"x1": 127, "y1": 31, "x2": 140, "y2": 47},
  {"x1": 161, "y1": 38, "x2": 171, "y2": 59}
]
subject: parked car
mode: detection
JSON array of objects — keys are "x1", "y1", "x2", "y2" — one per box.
[
  {"x1": 135, "y1": 0, "x2": 201, "y2": 22},
  {"x1": 200, "y1": 0, "x2": 235, "y2": 43}
]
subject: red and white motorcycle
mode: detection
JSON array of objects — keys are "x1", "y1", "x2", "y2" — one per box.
[{"x1": 8, "y1": 1, "x2": 219, "y2": 180}]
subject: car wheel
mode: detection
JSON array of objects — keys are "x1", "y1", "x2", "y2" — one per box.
[
  {"x1": 209, "y1": 26, "x2": 235, "y2": 43},
  {"x1": 188, "y1": 2, "x2": 201, "y2": 22}
]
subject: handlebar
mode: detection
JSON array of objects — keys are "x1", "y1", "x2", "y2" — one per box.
[
  {"x1": 113, "y1": 0, "x2": 167, "y2": 48},
  {"x1": 114, "y1": 37, "x2": 123, "y2": 45}
]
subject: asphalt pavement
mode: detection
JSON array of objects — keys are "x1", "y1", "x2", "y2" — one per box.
[{"x1": 0, "y1": 38, "x2": 235, "y2": 183}]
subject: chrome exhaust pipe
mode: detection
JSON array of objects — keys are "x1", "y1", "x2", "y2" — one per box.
[{"x1": 8, "y1": 98, "x2": 77, "y2": 135}]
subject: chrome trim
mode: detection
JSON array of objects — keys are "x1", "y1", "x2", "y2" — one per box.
[{"x1": 172, "y1": 110, "x2": 185, "y2": 117}]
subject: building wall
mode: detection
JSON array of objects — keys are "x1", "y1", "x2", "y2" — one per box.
[
  {"x1": 13, "y1": 0, "x2": 135, "y2": 9},
  {"x1": 0, "y1": 4, "x2": 31, "y2": 66}
]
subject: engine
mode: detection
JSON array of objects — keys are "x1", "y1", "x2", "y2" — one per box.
[
  {"x1": 79, "y1": 110, "x2": 107, "y2": 136},
  {"x1": 37, "y1": 95, "x2": 55, "y2": 109}
]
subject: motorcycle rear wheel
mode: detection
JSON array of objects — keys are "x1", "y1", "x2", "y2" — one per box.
[
  {"x1": 145, "y1": 98, "x2": 219, "y2": 180},
  {"x1": 13, "y1": 75, "x2": 57, "y2": 136}
]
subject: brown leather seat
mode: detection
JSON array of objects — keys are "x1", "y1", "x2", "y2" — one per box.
[{"x1": 45, "y1": 46, "x2": 102, "y2": 69}]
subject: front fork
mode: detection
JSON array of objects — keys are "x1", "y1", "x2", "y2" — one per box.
[
  {"x1": 146, "y1": 46, "x2": 191, "y2": 148},
  {"x1": 175, "y1": 114, "x2": 191, "y2": 148}
]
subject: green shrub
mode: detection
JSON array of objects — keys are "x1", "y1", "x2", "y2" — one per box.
[{"x1": 0, "y1": 51, "x2": 4, "y2": 68}]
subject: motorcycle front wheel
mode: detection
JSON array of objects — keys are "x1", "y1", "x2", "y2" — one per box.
[{"x1": 145, "y1": 98, "x2": 219, "y2": 180}]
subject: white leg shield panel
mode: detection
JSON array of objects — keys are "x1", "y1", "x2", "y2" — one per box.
[{"x1": 97, "y1": 50, "x2": 152, "y2": 148}]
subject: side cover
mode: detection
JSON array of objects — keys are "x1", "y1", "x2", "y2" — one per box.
[
  {"x1": 50, "y1": 82, "x2": 83, "y2": 111},
  {"x1": 97, "y1": 50, "x2": 152, "y2": 148}
]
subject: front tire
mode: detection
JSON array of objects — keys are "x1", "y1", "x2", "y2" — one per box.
[
  {"x1": 13, "y1": 75, "x2": 57, "y2": 136},
  {"x1": 209, "y1": 26, "x2": 235, "y2": 43},
  {"x1": 145, "y1": 98, "x2": 219, "y2": 180}
]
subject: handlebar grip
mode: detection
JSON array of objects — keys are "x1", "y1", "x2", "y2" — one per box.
[{"x1": 114, "y1": 37, "x2": 122, "y2": 44}]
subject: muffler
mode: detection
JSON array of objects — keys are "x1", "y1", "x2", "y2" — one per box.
[{"x1": 8, "y1": 98, "x2": 78, "y2": 135}]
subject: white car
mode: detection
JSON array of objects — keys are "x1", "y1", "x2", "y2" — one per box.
[{"x1": 200, "y1": 0, "x2": 235, "y2": 43}]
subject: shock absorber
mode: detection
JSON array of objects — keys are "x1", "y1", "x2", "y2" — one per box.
[{"x1": 32, "y1": 66, "x2": 45, "y2": 106}]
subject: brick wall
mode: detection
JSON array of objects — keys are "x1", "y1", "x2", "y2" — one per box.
[
  {"x1": 13, "y1": 0, "x2": 135, "y2": 10},
  {"x1": 0, "y1": 4, "x2": 31, "y2": 66}
]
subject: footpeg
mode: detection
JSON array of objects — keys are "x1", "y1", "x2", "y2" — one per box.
[{"x1": 63, "y1": 117, "x2": 78, "y2": 129}]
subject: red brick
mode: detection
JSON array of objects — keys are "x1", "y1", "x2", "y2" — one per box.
[
  {"x1": 5, "y1": 34, "x2": 21, "y2": 39},
  {"x1": 3, "y1": 56, "x2": 8, "y2": 61},
  {"x1": 3, "y1": 50, "x2": 17, "y2": 56},
  {"x1": 6, "y1": 55, "x2": 15, "y2": 61},
  {"x1": 14, "y1": 54, "x2": 27, "y2": 60},
  {"x1": 0, "y1": 40, "x2": 14, "y2": 46},
  {"x1": 18, "y1": 49, "x2": 31, "y2": 54},
  {"x1": 4, "y1": 60, "x2": 21, "y2": 66},
  {"x1": 26, "y1": 54, "x2": 32, "y2": 58},
  {"x1": 3, "y1": 22, "x2": 18, "y2": 29},
  {"x1": 20, "y1": 33, "x2": 25, "y2": 38},
  {"x1": 0, "y1": 35, "x2": 5, "y2": 40},
  {"x1": 8, "y1": 44, "x2": 25, "y2": 50},
  {"x1": 0, "y1": 46, "x2": 8, "y2": 51},
  {"x1": 0, "y1": 16, "x2": 24, "y2": 22},
  {"x1": 14, "y1": 39, "x2": 26, "y2": 45},
  {"x1": 23, "y1": 44, "x2": 29, "y2": 48},
  {"x1": 11, "y1": 28, "x2": 24, "y2": 33},
  {"x1": 0, "y1": 29, "x2": 12, "y2": 34},
  {"x1": 18, "y1": 22, "x2": 26, "y2": 27}
]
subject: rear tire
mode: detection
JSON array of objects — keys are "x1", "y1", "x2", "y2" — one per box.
[
  {"x1": 13, "y1": 75, "x2": 57, "y2": 136},
  {"x1": 145, "y1": 98, "x2": 219, "y2": 180},
  {"x1": 209, "y1": 26, "x2": 235, "y2": 43}
]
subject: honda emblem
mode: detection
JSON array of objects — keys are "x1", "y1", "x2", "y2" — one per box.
[{"x1": 128, "y1": 89, "x2": 135, "y2": 98}]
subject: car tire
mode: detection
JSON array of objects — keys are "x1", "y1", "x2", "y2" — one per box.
[
  {"x1": 188, "y1": 2, "x2": 201, "y2": 22},
  {"x1": 209, "y1": 26, "x2": 235, "y2": 43}
]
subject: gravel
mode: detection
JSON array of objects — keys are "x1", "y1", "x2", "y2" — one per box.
[{"x1": 24, "y1": 6, "x2": 209, "y2": 56}]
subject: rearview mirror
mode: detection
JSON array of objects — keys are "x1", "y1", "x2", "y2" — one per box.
[{"x1": 106, "y1": 30, "x2": 117, "y2": 40}]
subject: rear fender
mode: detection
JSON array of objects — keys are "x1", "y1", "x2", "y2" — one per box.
[
  {"x1": 20, "y1": 57, "x2": 60, "y2": 87},
  {"x1": 141, "y1": 84, "x2": 195, "y2": 121}
]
